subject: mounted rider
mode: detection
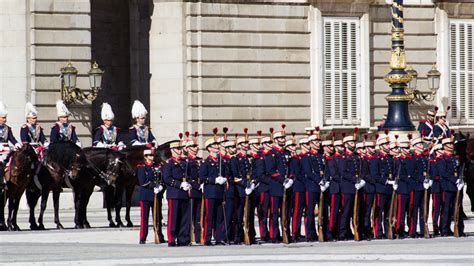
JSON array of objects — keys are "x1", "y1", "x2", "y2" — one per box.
[
  {"x1": 129, "y1": 100, "x2": 157, "y2": 147},
  {"x1": 93, "y1": 103, "x2": 125, "y2": 150},
  {"x1": 20, "y1": 102, "x2": 48, "y2": 160},
  {"x1": 50, "y1": 100, "x2": 81, "y2": 147}
]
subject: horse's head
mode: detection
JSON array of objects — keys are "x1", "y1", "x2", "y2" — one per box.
[
  {"x1": 48, "y1": 141, "x2": 82, "y2": 181},
  {"x1": 104, "y1": 150, "x2": 125, "y2": 186},
  {"x1": 7, "y1": 144, "x2": 38, "y2": 183}
]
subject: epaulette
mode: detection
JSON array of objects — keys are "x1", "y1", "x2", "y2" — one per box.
[
  {"x1": 21, "y1": 124, "x2": 28, "y2": 128},
  {"x1": 136, "y1": 164, "x2": 145, "y2": 168},
  {"x1": 51, "y1": 123, "x2": 59, "y2": 128}
]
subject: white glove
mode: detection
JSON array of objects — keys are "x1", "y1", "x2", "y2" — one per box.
[
  {"x1": 387, "y1": 180, "x2": 395, "y2": 185},
  {"x1": 216, "y1": 176, "x2": 227, "y2": 185},
  {"x1": 428, "y1": 180, "x2": 433, "y2": 187},
  {"x1": 95, "y1": 142, "x2": 106, "y2": 148},
  {"x1": 14, "y1": 143, "x2": 22, "y2": 150},
  {"x1": 118, "y1": 142, "x2": 126, "y2": 150},
  {"x1": 132, "y1": 141, "x2": 145, "y2": 146},
  {"x1": 457, "y1": 182, "x2": 464, "y2": 191},
  {"x1": 283, "y1": 178, "x2": 294, "y2": 189},
  {"x1": 359, "y1": 179, "x2": 366, "y2": 188},
  {"x1": 393, "y1": 183, "x2": 398, "y2": 191},
  {"x1": 423, "y1": 179, "x2": 430, "y2": 190},
  {"x1": 456, "y1": 179, "x2": 461, "y2": 185},
  {"x1": 245, "y1": 187, "x2": 253, "y2": 195},
  {"x1": 199, "y1": 184, "x2": 204, "y2": 192},
  {"x1": 43, "y1": 141, "x2": 50, "y2": 148},
  {"x1": 320, "y1": 184, "x2": 327, "y2": 192},
  {"x1": 154, "y1": 185, "x2": 164, "y2": 194},
  {"x1": 355, "y1": 183, "x2": 361, "y2": 190},
  {"x1": 180, "y1": 181, "x2": 191, "y2": 191},
  {"x1": 249, "y1": 182, "x2": 256, "y2": 191},
  {"x1": 76, "y1": 142, "x2": 82, "y2": 148}
]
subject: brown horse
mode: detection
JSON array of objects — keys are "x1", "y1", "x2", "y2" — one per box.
[
  {"x1": 4, "y1": 144, "x2": 38, "y2": 231},
  {"x1": 26, "y1": 141, "x2": 82, "y2": 230}
]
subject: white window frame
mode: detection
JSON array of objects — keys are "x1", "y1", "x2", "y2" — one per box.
[{"x1": 310, "y1": 9, "x2": 370, "y2": 129}]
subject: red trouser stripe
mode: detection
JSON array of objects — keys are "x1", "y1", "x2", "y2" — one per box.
[
  {"x1": 139, "y1": 200, "x2": 144, "y2": 241},
  {"x1": 259, "y1": 192, "x2": 264, "y2": 238},
  {"x1": 432, "y1": 193, "x2": 436, "y2": 224},
  {"x1": 292, "y1": 192, "x2": 299, "y2": 237},
  {"x1": 397, "y1": 194, "x2": 402, "y2": 230},
  {"x1": 374, "y1": 194, "x2": 380, "y2": 238},
  {"x1": 167, "y1": 199, "x2": 173, "y2": 243},
  {"x1": 329, "y1": 194, "x2": 335, "y2": 230},
  {"x1": 409, "y1": 192, "x2": 414, "y2": 235},
  {"x1": 269, "y1": 197, "x2": 274, "y2": 239},
  {"x1": 204, "y1": 199, "x2": 209, "y2": 242}
]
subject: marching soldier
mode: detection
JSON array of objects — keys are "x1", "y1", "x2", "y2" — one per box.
[
  {"x1": 130, "y1": 100, "x2": 157, "y2": 147},
  {"x1": 93, "y1": 103, "x2": 125, "y2": 150},
  {"x1": 374, "y1": 133, "x2": 393, "y2": 239},
  {"x1": 433, "y1": 108, "x2": 451, "y2": 142},
  {"x1": 438, "y1": 137, "x2": 465, "y2": 237},
  {"x1": 137, "y1": 146, "x2": 165, "y2": 244},
  {"x1": 418, "y1": 108, "x2": 436, "y2": 142},
  {"x1": 430, "y1": 143, "x2": 443, "y2": 236},
  {"x1": 394, "y1": 140, "x2": 414, "y2": 239},
  {"x1": 183, "y1": 132, "x2": 202, "y2": 243},
  {"x1": 363, "y1": 140, "x2": 377, "y2": 240},
  {"x1": 329, "y1": 138, "x2": 344, "y2": 240},
  {"x1": 293, "y1": 137, "x2": 308, "y2": 242},
  {"x1": 199, "y1": 130, "x2": 228, "y2": 245},
  {"x1": 162, "y1": 138, "x2": 191, "y2": 246},
  {"x1": 50, "y1": 100, "x2": 81, "y2": 147},
  {"x1": 258, "y1": 133, "x2": 272, "y2": 242}
]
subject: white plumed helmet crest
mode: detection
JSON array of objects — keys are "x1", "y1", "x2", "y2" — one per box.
[
  {"x1": 131, "y1": 100, "x2": 147, "y2": 119},
  {"x1": 25, "y1": 102, "x2": 39, "y2": 118},
  {"x1": 56, "y1": 100, "x2": 70, "y2": 117},
  {"x1": 0, "y1": 101, "x2": 8, "y2": 117},
  {"x1": 101, "y1": 102, "x2": 114, "y2": 120}
]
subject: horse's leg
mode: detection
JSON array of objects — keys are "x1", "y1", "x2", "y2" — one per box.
[
  {"x1": 73, "y1": 188, "x2": 83, "y2": 229},
  {"x1": 26, "y1": 188, "x2": 40, "y2": 230},
  {"x1": 82, "y1": 182, "x2": 94, "y2": 229},
  {"x1": 125, "y1": 185, "x2": 134, "y2": 227},
  {"x1": 115, "y1": 185, "x2": 125, "y2": 227},
  {"x1": 104, "y1": 186, "x2": 116, "y2": 227},
  {"x1": 53, "y1": 189, "x2": 64, "y2": 229},
  {"x1": 0, "y1": 179, "x2": 6, "y2": 231},
  {"x1": 11, "y1": 191, "x2": 22, "y2": 231},
  {"x1": 37, "y1": 190, "x2": 49, "y2": 230},
  {"x1": 6, "y1": 186, "x2": 14, "y2": 231}
]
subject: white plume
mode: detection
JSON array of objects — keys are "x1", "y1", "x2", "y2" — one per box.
[
  {"x1": 0, "y1": 101, "x2": 7, "y2": 117},
  {"x1": 101, "y1": 102, "x2": 115, "y2": 120},
  {"x1": 25, "y1": 102, "x2": 39, "y2": 118},
  {"x1": 131, "y1": 100, "x2": 147, "y2": 118},
  {"x1": 56, "y1": 100, "x2": 70, "y2": 117}
]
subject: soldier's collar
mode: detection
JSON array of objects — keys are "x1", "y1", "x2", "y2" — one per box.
[
  {"x1": 208, "y1": 154, "x2": 218, "y2": 161},
  {"x1": 145, "y1": 161, "x2": 153, "y2": 166},
  {"x1": 345, "y1": 150, "x2": 354, "y2": 156},
  {"x1": 309, "y1": 149, "x2": 318, "y2": 155},
  {"x1": 273, "y1": 145, "x2": 284, "y2": 152},
  {"x1": 171, "y1": 155, "x2": 181, "y2": 161},
  {"x1": 188, "y1": 154, "x2": 196, "y2": 160}
]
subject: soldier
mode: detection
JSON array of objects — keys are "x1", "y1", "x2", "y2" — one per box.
[
  {"x1": 438, "y1": 137, "x2": 465, "y2": 237},
  {"x1": 393, "y1": 140, "x2": 414, "y2": 239},
  {"x1": 285, "y1": 134, "x2": 298, "y2": 241},
  {"x1": 409, "y1": 136, "x2": 430, "y2": 238},
  {"x1": 162, "y1": 138, "x2": 192, "y2": 246},
  {"x1": 319, "y1": 140, "x2": 332, "y2": 241},
  {"x1": 258, "y1": 133, "x2": 272, "y2": 242},
  {"x1": 199, "y1": 130, "x2": 228, "y2": 245},
  {"x1": 50, "y1": 100, "x2": 81, "y2": 147},
  {"x1": 129, "y1": 100, "x2": 157, "y2": 147},
  {"x1": 363, "y1": 140, "x2": 377, "y2": 240},
  {"x1": 137, "y1": 146, "x2": 165, "y2": 244},
  {"x1": 433, "y1": 108, "x2": 451, "y2": 142},
  {"x1": 21, "y1": 102, "x2": 47, "y2": 148},
  {"x1": 221, "y1": 130, "x2": 236, "y2": 244},
  {"x1": 418, "y1": 108, "x2": 436, "y2": 142},
  {"x1": 355, "y1": 140, "x2": 367, "y2": 240},
  {"x1": 183, "y1": 132, "x2": 202, "y2": 244},
  {"x1": 93, "y1": 103, "x2": 125, "y2": 150},
  {"x1": 293, "y1": 137, "x2": 308, "y2": 242},
  {"x1": 265, "y1": 125, "x2": 293, "y2": 243},
  {"x1": 374, "y1": 133, "x2": 393, "y2": 239},
  {"x1": 430, "y1": 143, "x2": 443, "y2": 236}
]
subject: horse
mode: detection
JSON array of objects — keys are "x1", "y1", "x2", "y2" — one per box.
[
  {"x1": 3, "y1": 144, "x2": 38, "y2": 230},
  {"x1": 72, "y1": 147, "x2": 124, "y2": 229},
  {"x1": 25, "y1": 141, "x2": 82, "y2": 230}
]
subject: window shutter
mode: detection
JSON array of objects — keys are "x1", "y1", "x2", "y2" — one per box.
[
  {"x1": 449, "y1": 20, "x2": 474, "y2": 124},
  {"x1": 323, "y1": 18, "x2": 361, "y2": 126}
]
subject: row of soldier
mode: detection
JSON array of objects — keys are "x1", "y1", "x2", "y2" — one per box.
[{"x1": 141, "y1": 123, "x2": 466, "y2": 246}]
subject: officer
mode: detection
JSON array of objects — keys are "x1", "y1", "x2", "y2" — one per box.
[
  {"x1": 162, "y1": 138, "x2": 192, "y2": 246},
  {"x1": 329, "y1": 138, "x2": 344, "y2": 240},
  {"x1": 258, "y1": 133, "x2": 272, "y2": 242},
  {"x1": 50, "y1": 100, "x2": 81, "y2": 147},
  {"x1": 418, "y1": 108, "x2": 436, "y2": 142},
  {"x1": 293, "y1": 137, "x2": 308, "y2": 242},
  {"x1": 438, "y1": 137, "x2": 465, "y2": 237},
  {"x1": 430, "y1": 143, "x2": 443, "y2": 236},
  {"x1": 363, "y1": 140, "x2": 377, "y2": 240},
  {"x1": 129, "y1": 100, "x2": 157, "y2": 147},
  {"x1": 199, "y1": 130, "x2": 228, "y2": 245},
  {"x1": 393, "y1": 140, "x2": 414, "y2": 239},
  {"x1": 433, "y1": 108, "x2": 451, "y2": 142},
  {"x1": 264, "y1": 126, "x2": 293, "y2": 243},
  {"x1": 93, "y1": 103, "x2": 125, "y2": 150},
  {"x1": 137, "y1": 147, "x2": 165, "y2": 244},
  {"x1": 374, "y1": 132, "x2": 393, "y2": 239},
  {"x1": 184, "y1": 132, "x2": 202, "y2": 243},
  {"x1": 409, "y1": 136, "x2": 430, "y2": 238}
]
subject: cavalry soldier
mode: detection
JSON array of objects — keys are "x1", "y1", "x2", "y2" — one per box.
[
  {"x1": 338, "y1": 132, "x2": 361, "y2": 241},
  {"x1": 21, "y1": 102, "x2": 47, "y2": 149},
  {"x1": 264, "y1": 125, "x2": 293, "y2": 243},
  {"x1": 430, "y1": 143, "x2": 443, "y2": 236},
  {"x1": 256, "y1": 132, "x2": 272, "y2": 242},
  {"x1": 137, "y1": 146, "x2": 165, "y2": 244},
  {"x1": 433, "y1": 108, "x2": 451, "y2": 142},
  {"x1": 183, "y1": 132, "x2": 202, "y2": 243},
  {"x1": 199, "y1": 130, "x2": 228, "y2": 245},
  {"x1": 93, "y1": 103, "x2": 125, "y2": 150},
  {"x1": 50, "y1": 100, "x2": 81, "y2": 147},
  {"x1": 438, "y1": 137, "x2": 465, "y2": 237},
  {"x1": 162, "y1": 138, "x2": 191, "y2": 246},
  {"x1": 410, "y1": 136, "x2": 429, "y2": 238},
  {"x1": 363, "y1": 140, "x2": 377, "y2": 240},
  {"x1": 130, "y1": 100, "x2": 157, "y2": 147},
  {"x1": 293, "y1": 137, "x2": 308, "y2": 242},
  {"x1": 329, "y1": 138, "x2": 344, "y2": 240},
  {"x1": 374, "y1": 133, "x2": 393, "y2": 239},
  {"x1": 418, "y1": 108, "x2": 436, "y2": 142},
  {"x1": 394, "y1": 140, "x2": 414, "y2": 239}
]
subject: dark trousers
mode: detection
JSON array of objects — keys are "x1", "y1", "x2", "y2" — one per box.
[
  {"x1": 432, "y1": 191, "x2": 442, "y2": 232},
  {"x1": 441, "y1": 191, "x2": 455, "y2": 235},
  {"x1": 204, "y1": 198, "x2": 225, "y2": 243},
  {"x1": 270, "y1": 196, "x2": 281, "y2": 240},
  {"x1": 236, "y1": 195, "x2": 256, "y2": 243},
  {"x1": 190, "y1": 198, "x2": 202, "y2": 242},
  {"x1": 139, "y1": 199, "x2": 163, "y2": 242},
  {"x1": 258, "y1": 191, "x2": 270, "y2": 240},
  {"x1": 363, "y1": 193, "x2": 375, "y2": 233},
  {"x1": 374, "y1": 193, "x2": 390, "y2": 238},
  {"x1": 339, "y1": 193, "x2": 355, "y2": 239},
  {"x1": 304, "y1": 191, "x2": 318, "y2": 239},
  {"x1": 409, "y1": 190, "x2": 424, "y2": 235},
  {"x1": 292, "y1": 191, "x2": 305, "y2": 239},
  {"x1": 329, "y1": 193, "x2": 341, "y2": 239},
  {"x1": 167, "y1": 198, "x2": 190, "y2": 245},
  {"x1": 396, "y1": 193, "x2": 409, "y2": 234},
  {"x1": 223, "y1": 197, "x2": 235, "y2": 242}
]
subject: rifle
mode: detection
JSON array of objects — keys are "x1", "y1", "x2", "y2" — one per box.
[
  {"x1": 453, "y1": 163, "x2": 465, "y2": 238},
  {"x1": 423, "y1": 158, "x2": 431, "y2": 239},
  {"x1": 387, "y1": 160, "x2": 401, "y2": 240},
  {"x1": 318, "y1": 161, "x2": 327, "y2": 242},
  {"x1": 281, "y1": 157, "x2": 290, "y2": 244},
  {"x1": 353, "y1": 156, "x2": 362, "y2": 241},
  {"x1": 200, "y1": 191, "x2": 206, "y2": 244},
  {"x1": 243, "y1": 158, "x2": 253, "y2": 245},
  {"x1": 152, "y1": 165, "x2": 162, "y2": 244}
]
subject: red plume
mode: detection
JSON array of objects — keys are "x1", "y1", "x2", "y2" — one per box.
[
  {"x1": 257, "y1": 130, "x2": 262, "y2": 136},
  {"x1": 223, "y1": 127, "x2": 228, "y2": 134},
  {"x1": 185, "y1": 131, "x2": 190, "y2": 138},
  {"x1": 342, "y1": 132, "x2": 346, "y2": 138},
  {"x1": 354, "y1": 127, "x2": 359, "y2": 134},
  {"x1": 395, "y1": 134, "x2": 399, "y2": 140},
  {"x1": 178, "y1": 133, "x2": 183, "y2": 140},
  {"x1": 244, "y1": 128, "x2": 248, "y2": 134},
  {"x1": 194, "y1": 131, "x2": 198, "y2": 138},
  {"x1": 213, "y1": 127, "x2": 218, "y2": 135},
  {"x1": 235, "y1": 133, "x2": 238, "y2": 139},
  {"x1": 407, "y1": 133, "x2": 413, "y2": 140},
  {"x1": 376, "y1": 134, "x2": 380, "y2": 139},
  {"x1": 384, "y1": 129, "x2": 389, "y2": 135},
  {"x1": 292, "y1": 132, "x2": 296, "y2": 137},
  {"x1": 332, "y1": 132, "x2": 336, "y2": 137},
  {"x1": 447, "y1": 106, "x2": 451, "y2": 111},
  {"x1": 281, "y1": 124, "x2": 286, "y2": 130},
  {"x1": 451, "y1": 129, "x2": 455, "y2": 135},
  {"x1": 309, "y1": 130, "x2": 314, "y2": 135},
  {"x1": 434, "y1": 106, "x2": 439, "y2": 111},
  {"x1": 269, "y1": 128, "x2": 274, "y2": 134},
  {"x1": 364, "y1": 134, "x2": 368, "y2": 140},
  {"x1": 315, "y1": 126, "x2": 320, "y2": 132}
]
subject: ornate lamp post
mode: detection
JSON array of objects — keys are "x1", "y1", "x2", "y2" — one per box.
[
  {"x1": 381, "y1": 0, "x2": 415, "y2": 133},
  {"x1": 60, "y1": 61, "x2": 104, "y2": 105},
  {"x1": 406, "y1": 64, "x2": 441, "y2": 103}
]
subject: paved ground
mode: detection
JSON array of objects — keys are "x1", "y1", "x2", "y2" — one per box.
[{"x1": 1, "y1": 197, "x2": 474, "y2": 265}]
